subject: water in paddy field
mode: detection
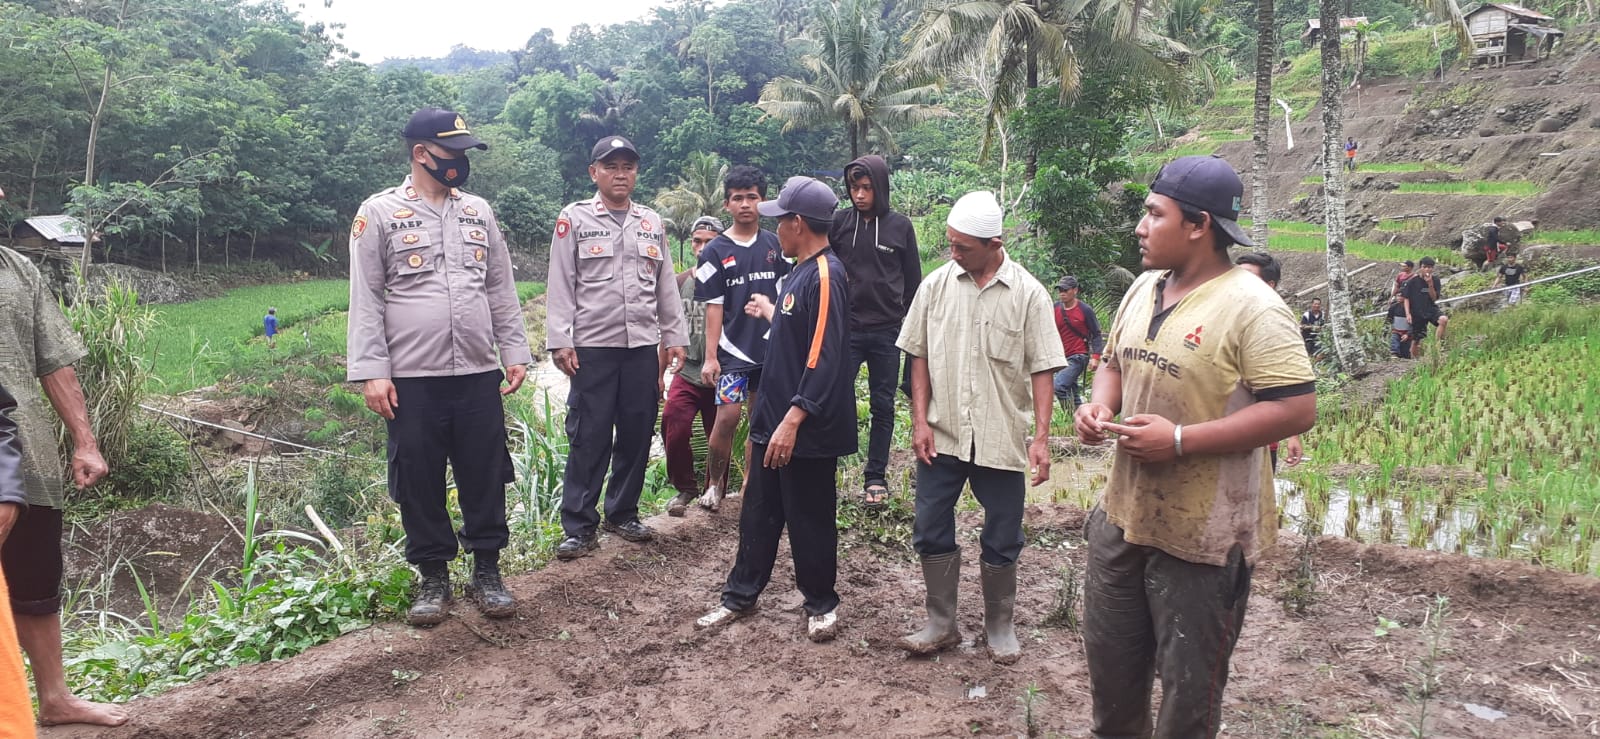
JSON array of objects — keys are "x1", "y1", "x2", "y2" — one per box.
[{"x1": 1274, "y1": 478, "x2": 1547, "y2": 560}]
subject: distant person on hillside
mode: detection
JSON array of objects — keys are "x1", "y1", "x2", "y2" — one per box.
[
  {"x1": 0, "y1": 244, "x2": 126, "y2": 727},
  {"x1": 694, "y1": 176, "x2": 854, "y2": 643},
  {"x1": 661, "y1": 216, "x2": 723, "y2": 517},
  {"x1": 1233, "y1": 252, "x2": 1306, "y2": 470},
  {"x1": 263, "y1": 307, "x2": 278, "y2": 349},
  {"x1": 694, "y1": 166, "x2": 786, "y2": 513},
  {"x1": 1493, "y1": 252, "x2": 1526, "y2": 305},
  {"x1": 1079, "y1": 157, "x2": 1315, "y2": 737},
  {"x1": 1051, "y1": 275, "x2": 1103, "y2": 417},
  {"x1": 0, "y1": 382, "x2": 40, "y2": 736},
  {"x1": 1393, "y1": 260, "x2": 1414, "y2": 298},
  {"x1": 830, "y1": 154, "x2": 920, "y2": 507},
  {"x1": 546, "y1": 136, "x2": 688, "y2": 561},
  {"x1": 895, "y1": 192, "x2": 1065, "y2": 665},
  {"x1": 347, "y1": 107, "x2": 533, "y2": 625},
  {"x1": 1402, "y1": 256, "x2": 1449, "y2": 358},
  {"x1": 1388, "y1": 297, "x2": 1412, "y2": 358},
  {"x1": 1300, "y1": 298, "x2": 1326, "y2": 357},
  {"x1": 1344, "y1": 136, "x2": 1358, "y2": 172},
  {"x1": 1486, "y1": 216, "x2": 1509, "y2": 267}
]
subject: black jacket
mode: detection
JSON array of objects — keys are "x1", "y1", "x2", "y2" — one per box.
[
  {"x1": 829, "y1": 155, "x2": 921, "y2": 332},
  {"x1": 0, "y1": 382, "x2": 26, "y2": 509}
]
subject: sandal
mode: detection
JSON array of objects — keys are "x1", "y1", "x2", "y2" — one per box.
[{"x1": 863, "y1": 483, "x2": 889, "y2": 508}]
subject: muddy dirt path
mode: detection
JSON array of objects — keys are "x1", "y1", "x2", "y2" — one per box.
[{"x1": 45, "y1": 503, "x2": 1600, "y2": 738}]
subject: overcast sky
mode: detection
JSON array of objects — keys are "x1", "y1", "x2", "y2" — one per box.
[{"x1": 295, "y1": 0, "x2": 682, "y2": 62}]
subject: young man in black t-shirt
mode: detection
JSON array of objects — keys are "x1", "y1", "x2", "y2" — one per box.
[
  {"x1": 694, "y1": 166, "x2": 789, "y2": 511},
  {"x1": 1402, "y1": 256, "x2": 1449, "y2": 358},
  {"x1": 695, "y1": 177, "x2": 855, "y2": 643},
  {"x1": 1494, "y1": 253, "x2": 1526, "y2": 305}
]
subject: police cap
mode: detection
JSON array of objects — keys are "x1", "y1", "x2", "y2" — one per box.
[{"x1": 402, "y1": 107, "x2": 488, "y2": 151}]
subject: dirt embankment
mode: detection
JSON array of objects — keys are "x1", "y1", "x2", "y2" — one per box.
[{"x1": 44, "y1": 502, "x2": 1600, "y2": 738}]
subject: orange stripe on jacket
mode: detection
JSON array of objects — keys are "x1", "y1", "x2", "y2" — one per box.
[{"x1": 806, "y1": 257, "x2": 831, "y2": 369}]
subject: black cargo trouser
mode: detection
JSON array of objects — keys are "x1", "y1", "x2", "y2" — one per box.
[
  {"x1": 387, "y1": 371, "x2": 514, "y2": 566},
  {"x1": 1082, "y1": 507, "x2": 1253, "y2": 739},
  {"x1": 559, "y1": 346, "x2": 659, "y2": 538},
  {"x1": 722, "y1": 448, "x2": 840, "y2": 617}
]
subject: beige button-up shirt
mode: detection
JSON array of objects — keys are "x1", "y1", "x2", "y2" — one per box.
[
  {"x1": 545, "y1": 196, "x2": 688, "y2": 350},
  {"x1": 0, "y1": 247, "x2": 88, "y2": 508},
  {"x1": 897, "y1": 257, "x2": 1066, "y2": 472},
  {"x1": 346, "y1": 176, "x2": 533, "y2": 381}
]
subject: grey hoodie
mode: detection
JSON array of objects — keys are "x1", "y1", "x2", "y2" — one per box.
[{"x1": 828, "y1": 155, "x2": 921, "y2": 332}]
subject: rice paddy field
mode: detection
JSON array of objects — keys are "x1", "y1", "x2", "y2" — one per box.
[
  {"x1": 1238, "y1": 219, "x2": 1464, "y2": 265},
  {"x1": 1282, "y1": 305, "x2": 1600, "y2": 575}
]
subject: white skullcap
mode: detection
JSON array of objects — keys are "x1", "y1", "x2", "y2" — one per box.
[{"x1": 946, "y1": 191, "x2": 1003, "y2": 238}]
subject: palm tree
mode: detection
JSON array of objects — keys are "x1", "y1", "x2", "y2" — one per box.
[
  {"x1": 906, "y1": 0, "x2": 1191, "y2": 165},
  {"x1": 1249, "y1": 0, "x2": 1273, "y2": 251},
  {"x1": 758, "y1": 0, "x2": 950, "y2": 160},
  {"x1": 654, "y1": 152, "x2": 729, "y2": 259}
]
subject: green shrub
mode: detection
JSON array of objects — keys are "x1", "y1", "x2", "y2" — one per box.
[{"x1": 102, "y1": 421, "x2": 191, "y2": 501}]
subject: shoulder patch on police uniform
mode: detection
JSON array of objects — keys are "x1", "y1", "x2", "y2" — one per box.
[
  {"x1": 393, "y1": 208, "x2": 415, "y2": 219},
  {"x1": 351, "y1": 215, "x2": 367, "y2": 238},
  {"x1": 556, "y1": 218, "x2": 570, "y2": 238}
]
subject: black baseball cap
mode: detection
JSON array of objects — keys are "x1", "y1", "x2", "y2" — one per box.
[
  {"x1": 758, "y1": 176, "x2": 838, "y2": 221},
  {"x1": 402, "y1": 107, "x2": 487, "y2": 151},
  {"x1": 1055, "y1": 275, "x2": 1079, "y2": 291},
  {"x1": 591, "y1": 136, "x2": 640, "y2": 162},
  {"x1": 1150, "y1": 155, "x2": 1253, "y2": 247}
]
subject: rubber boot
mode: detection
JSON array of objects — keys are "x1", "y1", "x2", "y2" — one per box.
[
  {"x1": 981, "y1": 560, "x2": 1021, "y2": 665},
  {"x1": 897, "y1": 550, "x2": 962, "y2": 654}
]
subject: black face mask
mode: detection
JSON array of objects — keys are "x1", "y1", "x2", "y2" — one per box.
[{"x1": 422, "y1": 149, "x2": 470, "y2": 188}]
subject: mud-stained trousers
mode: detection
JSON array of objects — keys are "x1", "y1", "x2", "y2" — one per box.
[
  {"x1": 721, "y1": 447, "x2": 840, "y2": 617},
  {"x1": 1082, "y1": 507, "x2": 1253, "y2": 739},
  {"x1": 560, "y1": 346, "x2": 659, "y2": 538},
  {"x1": 387, "y1": 371, "x2": 514, "y2": 566}
]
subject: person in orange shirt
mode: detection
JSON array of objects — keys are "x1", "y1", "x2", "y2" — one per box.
[{"x1": 0, "y1": 382, "x2": 38, "y2": 739}]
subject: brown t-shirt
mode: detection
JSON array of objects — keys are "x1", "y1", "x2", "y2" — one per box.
[{"x1": 1099, "y1": 268, "x2": 1315, "y2": 566}]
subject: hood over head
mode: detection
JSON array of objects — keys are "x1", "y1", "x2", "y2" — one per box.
[{"x1": 844, "y1": 154, "x2": 891, "y2": 219}]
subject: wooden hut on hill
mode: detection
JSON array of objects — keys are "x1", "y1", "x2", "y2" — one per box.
[{"x1": 1466, "y1": 3, "x2": 1564, "y2": 67}]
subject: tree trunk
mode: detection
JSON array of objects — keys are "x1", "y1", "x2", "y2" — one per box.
[
  {"x1": 1320, "y1": 0, "x2": 1364, "y2": 375},
  {"x1": 194, "y1": 213, "x2": 201, "y2": 273},
  {"x1": 249, "y1": 229, "x2": 258, "y2": 262},
  {"x1": 1024, "y1": 40, "x2": 1039, "y2": 182},
  {"x1": 1250, "y1": 0, "x2": 1275, "y2": 252},
  {"x1": 160, "y1": 231, "x2": 166, "y2": 273}
]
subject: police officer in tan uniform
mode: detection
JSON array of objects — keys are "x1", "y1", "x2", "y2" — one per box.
[
  {"x1": 546, "y1": 136, "x2": 689, "y2": 560},
  {"x1": 347, "y1": 107, "x2": 533, "y2": 626}
]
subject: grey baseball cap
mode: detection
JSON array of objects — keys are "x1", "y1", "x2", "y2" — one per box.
[
  {"x1": 690, "y1": 215, "x2": 725, "y2": 233},
  {"x1": 1055, "y1": 275, "x2": 1079, "y2": 291},
  {"x1": 757, "y1": 176, "x2": 838, "y2": 221}
]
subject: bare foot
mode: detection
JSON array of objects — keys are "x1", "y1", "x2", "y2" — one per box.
[{"x1": 38, "y1": 695, "x2": 130, "y2": 727}]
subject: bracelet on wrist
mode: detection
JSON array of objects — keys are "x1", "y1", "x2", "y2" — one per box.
[{"x1": 1173, "y1": 424, "x2": 1184, "y2": 457}]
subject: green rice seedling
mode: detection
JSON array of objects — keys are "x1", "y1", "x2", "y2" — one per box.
[{"x1": 1396, "y1": 180, "x2": 1543, "y2": 196}]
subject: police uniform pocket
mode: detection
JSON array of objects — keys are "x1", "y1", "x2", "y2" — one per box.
[
  {"x1": 636, "y1": 241, "x2": 663, "y2": 286},
  {"x1": 577, "y1": 241, "x2": 615, "y2": 283},
  {"x1": 461, "y1": 225, "x2": 490, "y2": 270},
  {"x1": 392, "y1": 230, "x2": 436, "y2": 276}
]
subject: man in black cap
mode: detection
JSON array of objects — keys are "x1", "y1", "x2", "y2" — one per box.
[
  {"x1": 1050, "y1": 274, "x2": 1103, "y2": 418},
  {"x1": 546, "y1": 136, "x2": 688, "y2": 559},
  {"x1": 347, "y1": 107, "x2": 533, "y2": 626},
  {"x1": 1075, "y1": 155, "x2": 1316, "y2": 737},
  {"x1": 694, "y1": 176, "x2": 855, "y2": 642}
]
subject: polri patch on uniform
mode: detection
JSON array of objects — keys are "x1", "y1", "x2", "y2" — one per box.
[
  {"x1": 393, "y1": 208, "x2": 415, "y2": 219},
  {"x1": 463, "y1": 205, "x2": 479, "y2": 217},
  {"x1": 407, "y1": 253, "x2": 425, "y2": 268},
  {"x1": 351, "y1": 215, "x2": 368, "y2": 238},
  {"x1": 588, "y1": 244, "x2": 606, "y2": 256},
  {"x1": 404, "y1": 186, "x2": 418, "y2": 199},
  {"x1": 469, "y1": 229, "x2": 487, "y2": 241},
  {"x1": 556, "y1": 218, "x2": 570, "y2": 238},
  {"x1": 645, "y1": 244, "x2": 660, "y2": 259},
  {"x1": 641, "y1": 219, "x2": 653, "y2": 232},
  {"x1": 474, "y1": 248, "x2": 486, "y2": 262},
  {"x1": 402, "y1": 233, "x2": 421, "y2": 245}
]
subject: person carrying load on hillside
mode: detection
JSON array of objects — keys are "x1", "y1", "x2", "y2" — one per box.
[
  {"x1": 895, "y1": 192, "x2": 1065, "y2": 666},
  {"x1": 1484, "y1": 216, "x2": 1509, "y2": 268},
  {"x1": 546, "y1": 136, "x2": 689, "y2": 561},
  {"x1": 1344, "y1": 136, "x2": 1358, "y2": 172},
  {"x1": 1402, "y1": 256, "x2": 1448, "y2": 359},
  {"x1": 1078, "y1": 156, "x2": 1316, "y2": 737},
  {"x1": 347, "y1": 107, "x2": 533, "y2": 626},
  {"x1": 1493, "y1": 251, "x2": 1526, "y2": 306},
  {"x1": 694, "y1": 176, "x2": 855, "y2": 642},
  {"x1": 0, "y1": 243, "x2": 126, "y2": 727},
  {"x1": 1051, "y1": 275, "x2": 1103, "y2": 419},
  {"x1": 829, "y1": 154, "x2": 921, "y2": 507},
  {"x1": 661, "y1": 216, "x2": 724, "y2": 517},
  {"x1": 263, "y1": 307, "x2": 278, "y2": 349},
  {"x1": 0, "y1": 382, "x2": 38, "y2": 737},
  {"x1": 694, "y1": 166, "x2": 788, "y2": 513}
]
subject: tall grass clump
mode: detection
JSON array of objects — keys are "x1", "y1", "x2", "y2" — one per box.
[{"x1": 62, "y1": 276, "x2": 156, "y2": 474}]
